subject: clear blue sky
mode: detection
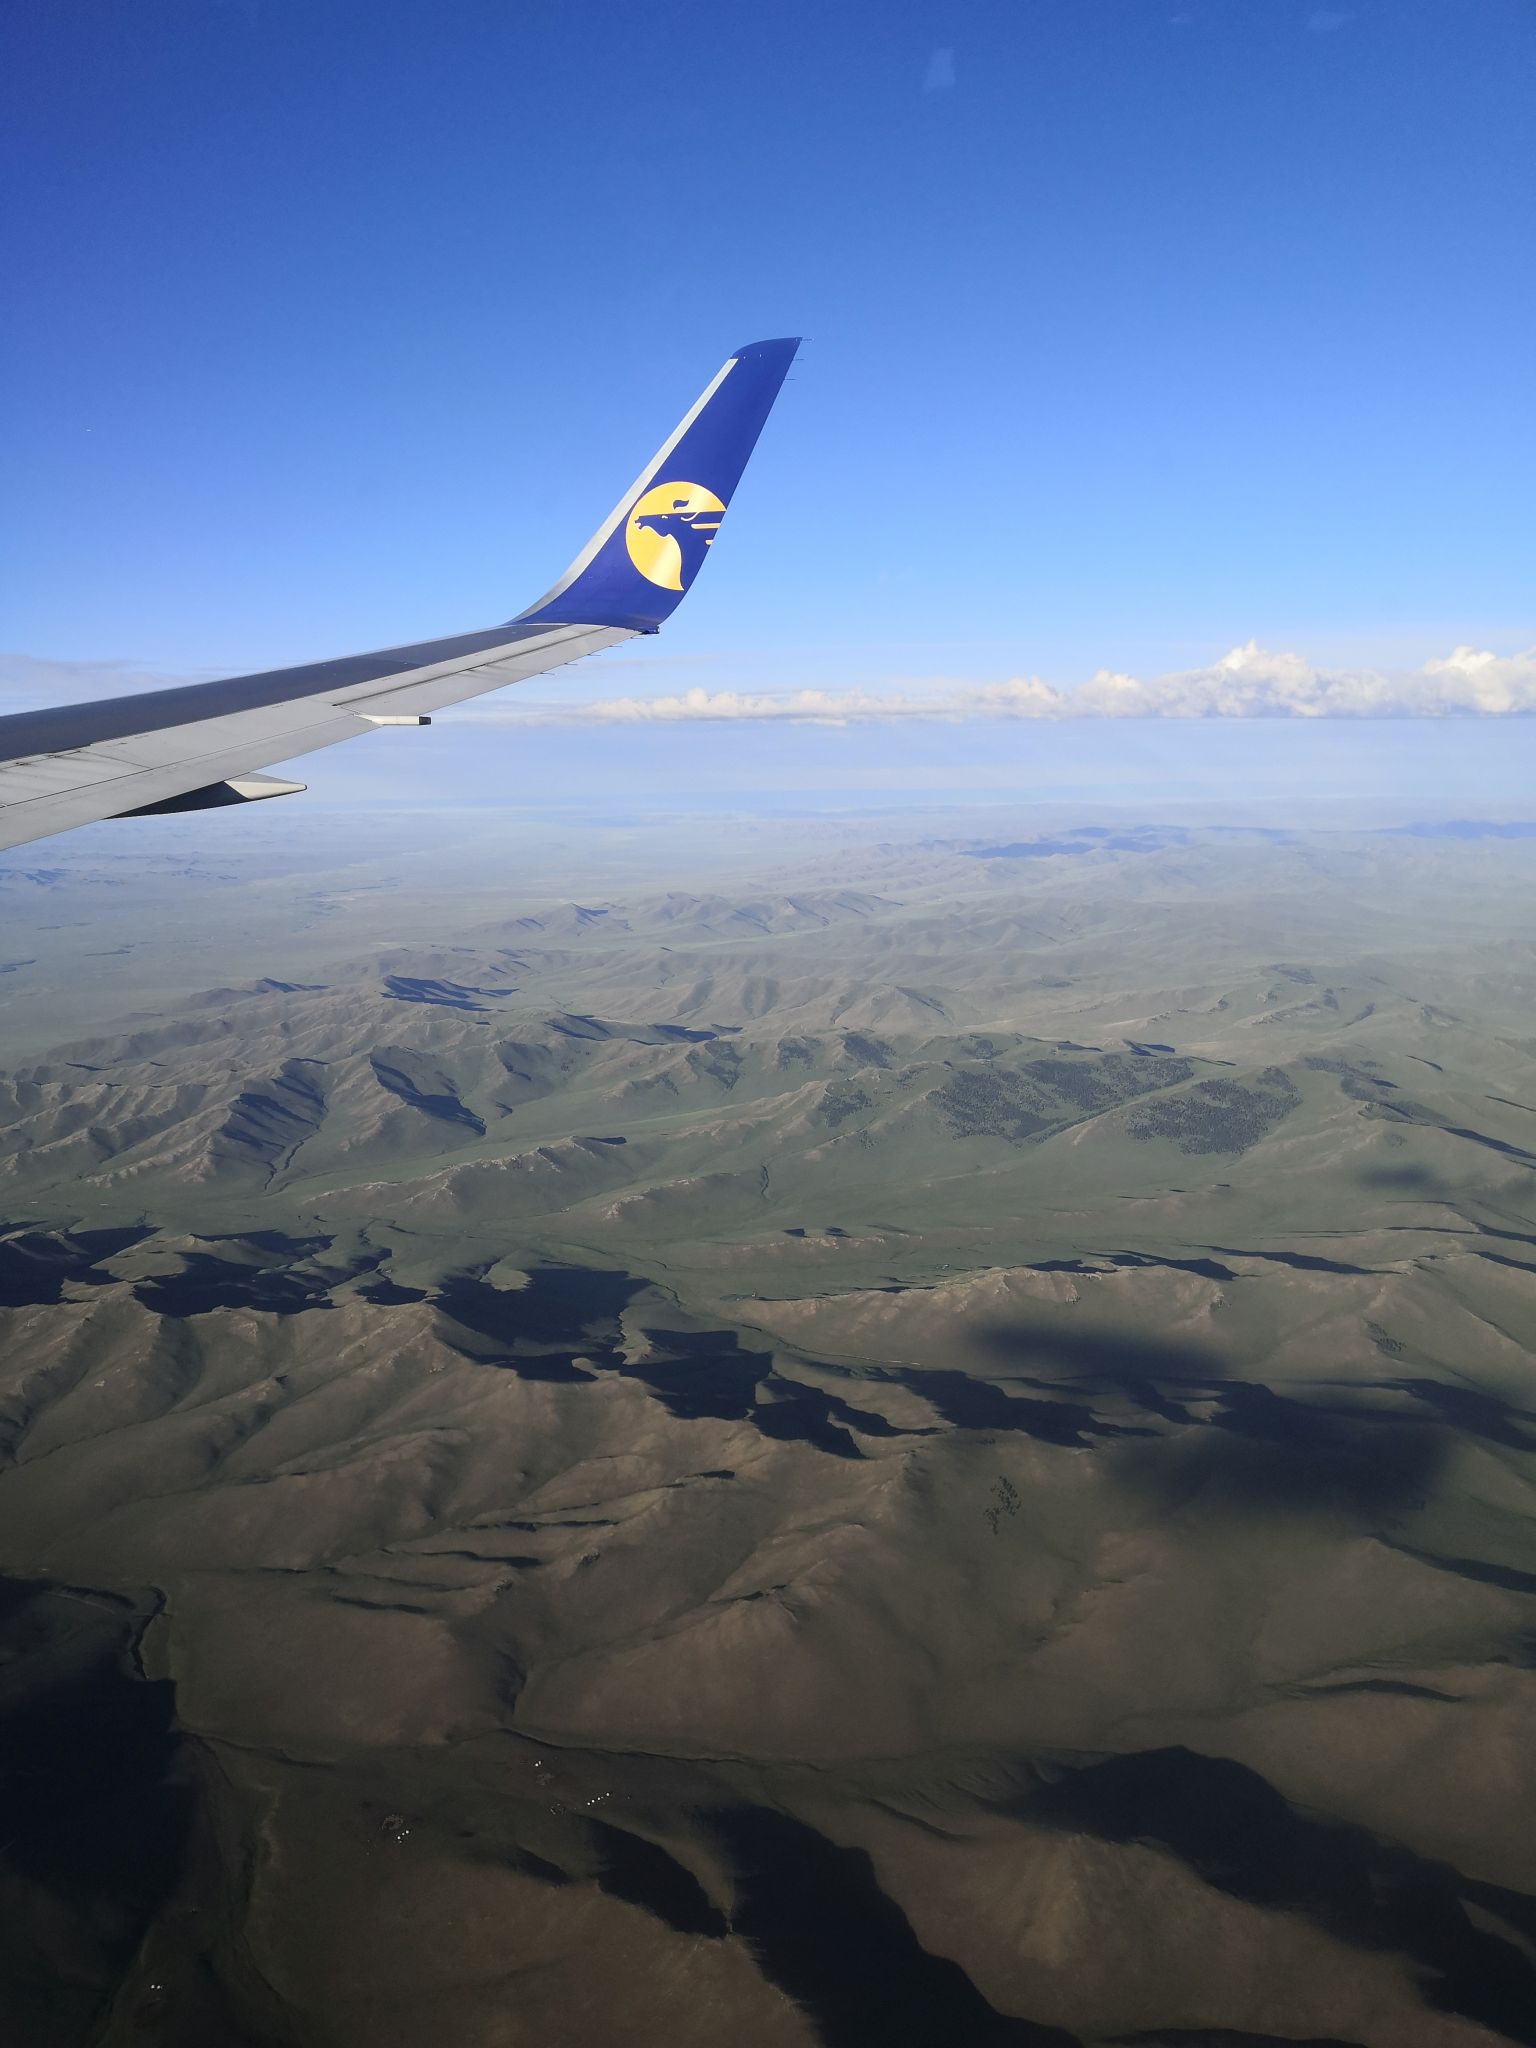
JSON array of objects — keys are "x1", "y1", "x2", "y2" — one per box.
[{"x1": 4, "y1": 0, "x2": 1533, "y2": 700}]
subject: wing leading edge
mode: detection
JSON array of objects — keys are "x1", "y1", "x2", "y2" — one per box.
[{"x1": 0, "y1": 338, "x2": 799, "y2": 853}]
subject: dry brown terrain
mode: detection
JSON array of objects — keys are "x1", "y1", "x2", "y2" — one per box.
[{"x1": 2, "y1": 804, "x2": 1534, "y2": 2046}]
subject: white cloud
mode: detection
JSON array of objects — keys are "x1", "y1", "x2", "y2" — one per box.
[
  {"x1": 9, "y1": 643, "x2": 1536, "y2": 732},
  {"x1": 459, "y1": 643, "x2": 1536, "y2": 727}
]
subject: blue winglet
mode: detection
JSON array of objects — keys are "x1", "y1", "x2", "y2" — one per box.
[{"x1": 516, "y1": 338, "x2": 800, "y2": 632}]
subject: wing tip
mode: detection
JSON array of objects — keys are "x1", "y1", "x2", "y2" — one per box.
[{"x1": 732, "y1": 336, "x2": 802, "y2": 362}]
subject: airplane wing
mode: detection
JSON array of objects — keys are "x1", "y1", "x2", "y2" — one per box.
[{"x1": 0, "y1": 337, "x2": 800, "y2": 854}]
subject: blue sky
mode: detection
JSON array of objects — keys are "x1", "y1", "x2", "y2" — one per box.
[{"x1": 3, "y1": 0, "x2": 1533, "y2": 731}]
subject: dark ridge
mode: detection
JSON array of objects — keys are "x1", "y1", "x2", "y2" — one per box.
[
  {"x1": 381, "y1": 1258, "x2": 1217, "y2": 1460},
  {"x1": 1110, "y1": 1251, "x2": 1235, "y2": 1281},
  {"x1": 452, "y1": 1265, "x2": 644, "y2": 1340},
  {"x1": 1127, "y1": 1040, "x2": 1176, "y2": 1055},
  {"x1": 548, "y1": 1014, "x2": 612, "y2": 1040},
  {"x1": 752, "y1": 1394, "x2": 862, "y2": 1459},
  {"x1": 197, "y1": 1229, "x2": 332, "y2": 1258},
  {"x1": 1027, "y1": 1253, "x2": 1236, "y2": 1282},
  {"x1": 381, "y1": 975, "x2": 514, "y2": 1010},
  {"x1": 72, "y1": 1223, "x2": 157, "y2": 1261},
  {"x1": 1205, "y1": 1247, "x2": 1375, "y2": 1275},
  {"x1": 330, "y1": 1593, "x2": 438, "y2": 1615},
  {"x1": 218, "y1": 1058, "x2": 328, "y2": 1171},
  {"x1": 1441, "y1": 1122, "x2": 1536, "y2": 1166},
  {"x1": 1116, "y1": 1378, "x2": 1200, "y2": 1426},
  {"x1": 896, "y1": 985, "x2": 949, "y2": 1015},
  {"x1": 712, "y1": 1804, "x2": 1081, "y2": 2047},
  {"x1": 1385, "y1": 1546, "x2": 1536, "y2": 1598},
  {"x1": 500, "y1": 1351, "x2": 598, "y2": 1383},
  {"x1": 967, "y1": 830, "x2": 1180, "y2": 862},
  {"x1": 1304, "y1": 1056, "x2": 1398, "y2": 1092},
  {"x1": 1475, "y1": 1224, "x2": 1536, "y2": 1248},
  {"x1": 549, "y1": 1014, "x2": 720, "y2": 1044},
  {"x1": 1297, "y1": 1678, "x2": 1463, "y2": 1701},
  {"x1": 0, "y1": 1224, "x2": 153, "y2": 1307},
  {"x1": 582, "y1": 1134, "x2": 627, "y2": 1145},
  {"x1": 1022, "y1": 1749, "x2": 1536, "y2": 2043},
  {"x1": 1473, "y1": 1250, "x2": 1536, "y2": 1273},
  {"x1": 432, "y1": 1264, "x2": 645, "y2": 1382},
  {"x1": 801, "y1": 1385, "x2": 922, "y2": 1440},
  {"x1": 0, "y1": 957, "x2": 35, "y2": 974},
  {"x1": 256, "y1": 976, "x2": 327, "y2": 992},
  {"x1": 624, "y1": 1329, "x2": 913, "y2": 1456},
  {"x1": 1388, "y1": 1377, "x2": 1536, "y2": 1450},
  {"x1": 358, "y1": 1279, "x2": 429, "y2": 1305},
  {"x1": 655, "y1": 1020, "x2": 732, "y2": 1041},
  {"x1": 416, "y1": 1548, "x2": 542, "y2": 1569},
  {"x1": 508, "y1": 1847, "x2": 574, "y2": 1887},
  {"x1": 1368, "y1": 1097, "x2": 1536, "y2": 1167},
  {"x1": 587, "y1": 1818, "x2": 728, "y2": 1937},
  {"x1": 369, "y1": 1053, "x2": 486, "y2": 1133},
  {"x1": 622, "y1": 1329, "x2": 771, "y2": 1422},
  {"x1": 972, "y1": 839, "x2": 1098, "y2": 860},
  {"x1": 134, "y1": 1256, "x2": 334, "y2": 1318},
  {"x1": 503, "y1": 904, "x2": 615, "y2": 937},
  {"x1": 879, "y1": 1368, "x2": 1104, "y2": 1448}
]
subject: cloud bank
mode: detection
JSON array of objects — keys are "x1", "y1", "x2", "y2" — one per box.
[
  {"x1": 7, "y1": 643, "x2": 1536, "y2": 729},
  {"x1": 462, "y1": 642, "x2": 1536, "y2": 728}
]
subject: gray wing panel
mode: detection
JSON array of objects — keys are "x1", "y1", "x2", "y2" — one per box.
[{"x1": 0, "y1": 622, "x2": 632, "y2": 853}]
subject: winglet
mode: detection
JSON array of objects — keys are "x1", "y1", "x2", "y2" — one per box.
[{"x1": 515, "y1": 338, "x2": 800, "y2": 633}]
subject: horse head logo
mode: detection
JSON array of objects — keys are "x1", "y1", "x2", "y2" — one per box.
[{"x1": 625, "y1": 482, "x2": 728, "y2": 592}]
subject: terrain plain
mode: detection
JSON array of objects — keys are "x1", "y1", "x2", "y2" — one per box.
[{"x1": 2, "y1": 800, "x2": 1534, "y2": 2047}]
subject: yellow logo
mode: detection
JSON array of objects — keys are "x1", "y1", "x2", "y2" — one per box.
[{"x1": 625, "y1": 481, "x2": 726, "y2": 592}]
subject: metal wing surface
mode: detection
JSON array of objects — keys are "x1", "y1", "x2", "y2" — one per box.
[{"x1": 0, "y1": 338, "x2": 799, "y2": 853}]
